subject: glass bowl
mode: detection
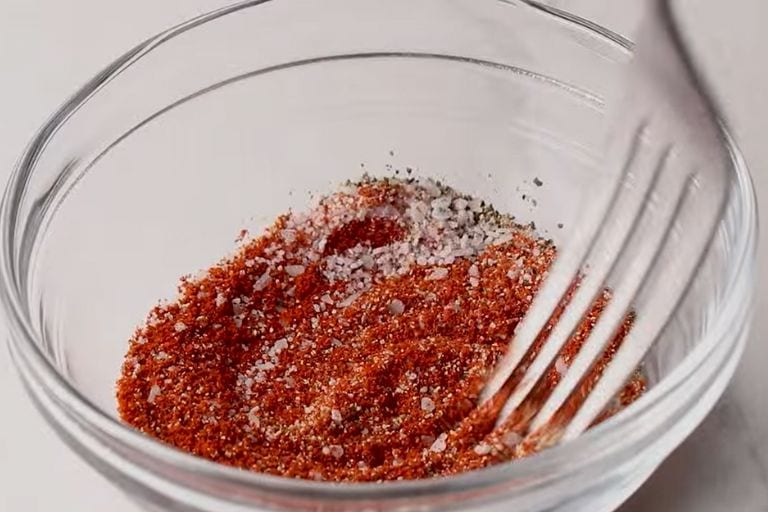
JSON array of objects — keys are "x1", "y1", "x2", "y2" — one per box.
[{"x1": 0, "y1": 1, "x2": 756, "y2": 511}]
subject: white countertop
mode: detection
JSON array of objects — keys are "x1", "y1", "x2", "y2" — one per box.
[{"x1": 1, "y1": 1, "x2": 767, "y2": 510}]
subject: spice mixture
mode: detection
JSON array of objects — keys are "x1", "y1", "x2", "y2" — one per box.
[{"x1": 117, "y1": 176, "x2": 644, "y2": 481}]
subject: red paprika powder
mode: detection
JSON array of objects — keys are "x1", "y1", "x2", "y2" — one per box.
[{"x1": 117, "y1": 176, "x2": 644, "y2": 481}]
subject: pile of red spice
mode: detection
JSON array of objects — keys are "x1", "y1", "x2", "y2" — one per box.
[{"x1": 117, "y1": 176, "x2": 644, "y2": 481}]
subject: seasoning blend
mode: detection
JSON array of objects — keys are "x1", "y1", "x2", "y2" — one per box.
[{"x1": 117, "y1": 176, "x2": 644, "y2": 482}]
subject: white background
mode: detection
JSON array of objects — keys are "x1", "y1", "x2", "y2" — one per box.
[{"x1": 1, "y1": 1, "x2": 767, "y2": 511}]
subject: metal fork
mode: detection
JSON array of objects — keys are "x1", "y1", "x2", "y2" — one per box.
[{"x1": 478, "y1": 0, "x2": 731, "y2": 444}]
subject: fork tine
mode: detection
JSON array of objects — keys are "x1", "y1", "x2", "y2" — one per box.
[
  {"x1": 492, "y1": 143, "x2": 672, "y2": 423},
  {"x1": 560, "y1": 171, "x2": 726, "y2": 440},
  {"x1": 479, "y1": 123, "x2": 648, "y2": 406},
  {"x1": 529, "y1": 168, "x2": 695, "y2": 434}
]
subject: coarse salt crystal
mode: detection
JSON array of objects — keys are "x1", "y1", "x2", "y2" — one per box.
[
  {"x1": 361, "y1": 254, "x2": 375, "y2": 269},
  {"x1": 426, "y1": 268, "x2": 449, "y2": 281},
  {"x1": 253, "y1": 271, "x2": 271, "y2": 291},
  {"x1": 431, "y1": 196, "x2": 452, "y2": 210},
  {"x1": 468, "y1": 264, "x2": 480, "y2": 278},
  {"x1": 469, "y1": 277, "x2": 480, "y2": 288},
  {"x1": 331, "y1": 409, "x2": 343, "y2": 423},
  {"x1": 174, "y1": 322, "x2": 187, "y2": 332},
  {"x1": 148, "y1": 384, "x2": 161, "y2": 404},
  {"x1": 388, "y1": 299, "x2": 405, "y2": 316},
  {"x1": 453, "y1": 197, "x2": 469, "y2": 210},
  {"x1": 430, "y1": 433, "x2": 448, "y2": 453},
  {"x1": 269, "y1": 338, "x2": 289, "y2": 356},
  {"x1": 265, "y1": 427, "x2": 280, "y2": 441},
  {"x1": 255, "y1": 361, "x2": 275, "y2": 371},
  {"x1": 422, "y1": 180, "x2": 442, "y2": 197},
  {"x1": 281, "y1": 230, "x2": 296, "y2": 243},
  {"x1": 473, "y1": 443, "x2": 493, "y2": 456},
  {"x1": 285, "y1": 265, "x2": 306, "y2": 277},
  {"x1": 420, "y1": 397, "x2": 436, "y2": 413},
  {"x1": 328, "y1": 445, "x2": 344, "y2": 458},
  {"x1": 337, "y1": 291, "x2": 362, "y2": 308},
  {"x1": 431, "y1": 209, "x2": 452, "y2": 221}
]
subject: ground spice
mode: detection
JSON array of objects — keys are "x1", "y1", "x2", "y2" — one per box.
[{"x1": 117, "y1": 176, "x2": 644, "y2": 481}]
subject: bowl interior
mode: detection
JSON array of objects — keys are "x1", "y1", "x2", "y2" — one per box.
[{"x1": 14, "y1": 0, "x2": 739, "y2": 449}]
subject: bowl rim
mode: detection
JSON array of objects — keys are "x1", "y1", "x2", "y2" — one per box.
[{"x1": 0, "y1": 0, "x2": 758, "y2": 502}]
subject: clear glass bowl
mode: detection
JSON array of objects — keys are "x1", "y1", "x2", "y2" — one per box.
[{"x1": 0, "y1": 1, "x2": 757, "y2": 511}]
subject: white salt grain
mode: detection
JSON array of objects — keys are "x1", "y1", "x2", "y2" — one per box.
[
  {"x1": 337, "y1": 291, "x2": 362, "y2": 308},
  {"x1": 453, "y1": 197, "x2": 469, "y2": 210},
  {"x1": 431, "y1": 197, "x2": 452, "y2": 210},
  {"x1": 255, "y1": 361, "x2": 275, "y2": 371},
  {"x1": 388, "y1": 299, "x2": 405, "y2": 316},
  {"x1": 430, "y1": 433, "x2": 448, "y2": 453},
  {"x1": 329, "y1": 445, "x2": 344, "y2": 458},
  {"x1": 426, "y1": 268, "x2": 449, "y2": 281},
  {"x1": 420, "y1": 397, "x2": 436, "y2": 413},
  {"x1": 148, "y1": 384, "x2": 162, "y2": 404},
  {"x1": 174, "y1": 322, "x2": 187, "y2": 333},
  {"x1": 331, "y1": 408, "x2": 343, "y2": 423},
  {"x1": 285, "y1": 265, "x2": 306, "y2": 277},
  {"x1": 253, "y1": 272, "x2": 271, "y2": 291},
  {"x1": 473, "y1": 443, "x2": 493, "y2": 456},
  {"x1": 361, "y1": 254, "x2": 375, "y2": 269},
  {"x1": 281, "y1": 229, "x2": 296, "y2": 243},
  {"x1": 269, "y1": 338, "x2": 289, "y2": 357}
]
